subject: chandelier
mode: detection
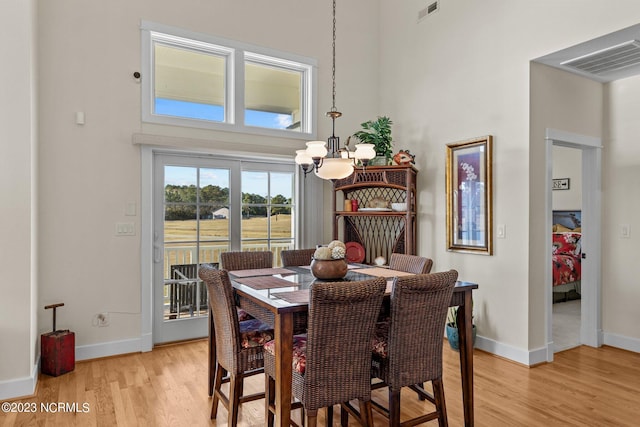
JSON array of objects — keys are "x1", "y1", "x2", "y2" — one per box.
[{"x1": 294, "y1": 0, "x2": 375, "y2": 180}]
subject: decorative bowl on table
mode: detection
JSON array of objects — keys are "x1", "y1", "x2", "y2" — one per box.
[
  {"x1": 311, "y1": 240, "x2": 348, "y2": 279},
  {"x1": 310, "y1": 258, "x2": 348, "y2": 280}
]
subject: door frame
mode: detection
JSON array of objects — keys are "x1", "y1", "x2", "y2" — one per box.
[
  {"x1": 140, "y1": 144, "x2": 318, "y2": 348},
  {"x1": 545, "y1": 128, "x2": 603, "y2": 361}
]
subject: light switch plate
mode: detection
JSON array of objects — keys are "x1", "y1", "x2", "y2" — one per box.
[
  {"x1": 115, "y1": 222, "x2": 135, "y2": 236},
  {"x1": 497, "y1": 224, "x2": 506, "y2": 239}
]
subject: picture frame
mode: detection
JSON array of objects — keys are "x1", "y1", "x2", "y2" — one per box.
[
  {"x1": 446, "y1": 135, "x2": 493, "y2": 254},
  {"x1": 552, "y1": 178, "x2": 570, "y2": 190}
]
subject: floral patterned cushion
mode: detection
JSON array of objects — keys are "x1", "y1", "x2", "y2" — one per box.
[
  {"x1": 264, "y1": 334, "x2": 308, "y2": 374},
  {"x1": 239, "y1": 318, "x2": 274, "y2": 348},
  {"x1": 371, "y1": 321, "x2": 390, "y2": 358},
  {"x1": 552, "y1": 232, "x2": 581, "y2": 256},
  {"x1": 236, "y1": 307, "x2": 253, "y2": 322}
]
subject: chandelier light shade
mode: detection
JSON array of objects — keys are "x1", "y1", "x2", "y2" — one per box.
[
  {"x1": 314, "y1": 157, "x2": 356, "y2": 180},
  {"x1": 306, "y1": 141, "x2": 328, "y2": 158},
  {"x1": 295, "y1": 0, "x2": 375, "y2": 180},
  {"x1": 354, "y1": 143, "x2": 376, "y2": 163}
]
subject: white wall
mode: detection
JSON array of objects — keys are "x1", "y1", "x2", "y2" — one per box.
[
  {"x1": 378, "y1": 0, "x2": 640, "y2": 361},
  {"x1": 552, "y1": 146, "x2": 582, "y2": 211},
  {"x1": 0, "y1": 0, "x2": 38, "y2": 399},
  {"x1": 603, "y1": 75, "x2": 640, "y2": 343},
  {"x1": 34, "y1": 0, "x2": 378, "y2": 358}
]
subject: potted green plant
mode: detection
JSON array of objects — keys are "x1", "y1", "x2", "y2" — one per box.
[
  {"x1": 445, "y1": 305, "x2": 476, "y2": 351},
  {"x1": 352, "y1": 116, "x2": 394, "y2": 165}
]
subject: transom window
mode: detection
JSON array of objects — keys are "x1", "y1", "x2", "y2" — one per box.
[{"x1": 141, "y1": 22, "x2": 316, "y2": 138}]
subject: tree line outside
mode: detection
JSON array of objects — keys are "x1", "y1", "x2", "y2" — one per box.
[{"x1": 164, "y1": 184, "x2": 291, "y2": 221}]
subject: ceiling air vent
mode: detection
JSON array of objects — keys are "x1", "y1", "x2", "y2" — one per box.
[
  {"x1": 561, "y1": 40, "x2": 640, "y2": 76},
  {"x1": 418, "y1": 1, "x2": 439, "y2": 22}
]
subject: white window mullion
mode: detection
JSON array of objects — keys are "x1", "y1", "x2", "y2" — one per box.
[{"x1": 233, "y1": 50, "x2": 244, "y2": 127}]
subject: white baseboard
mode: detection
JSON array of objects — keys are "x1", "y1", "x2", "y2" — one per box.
[
  {"x1": 476, "y1": 332, "x2": 640, "y2": 367},
  {"x1": 603, "y1": 331, "x2": 640, "y2": 353},
  {"x1": 0, "y1": 360, "x2": 38, "y2": 401},
  {"x1": 475, "y1": 335, "x2": 547, "y2": 366},
  {"x1": 75, "y1": 337, "x2": 146, "y2": 361}
]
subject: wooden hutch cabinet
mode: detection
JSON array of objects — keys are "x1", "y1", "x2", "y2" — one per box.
[{"x1": 332, "y1": 164, "x2": 418, "y2": 264}]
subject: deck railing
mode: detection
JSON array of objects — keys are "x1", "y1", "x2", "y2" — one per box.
[{"x1": 162, "y1": 242, "x2": 293, "y2": 319}]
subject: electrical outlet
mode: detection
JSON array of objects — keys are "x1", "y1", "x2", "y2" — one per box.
[
  {"x1": 621, "y1": 224, "x2": 631, "y2": 238},
  {"x1": 94, "y1": 312, "x2": 110, "y2": 327}
]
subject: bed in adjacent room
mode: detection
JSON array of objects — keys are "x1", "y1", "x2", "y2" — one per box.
[{"x1": 552, "y1": 210, "x2": 582, "y2": 301}]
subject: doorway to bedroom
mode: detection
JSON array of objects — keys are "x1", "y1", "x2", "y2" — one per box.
[
  {"x1": 546, "y1": 130, "x2": 602, "y2": 357},
  {"x1": 551, "y1": 145, "x2": 582, "y2": 351}
]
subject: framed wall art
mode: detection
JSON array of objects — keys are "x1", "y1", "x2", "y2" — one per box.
[{"x1": 446, "y1": 135, "x2": 493, "y2": 255}]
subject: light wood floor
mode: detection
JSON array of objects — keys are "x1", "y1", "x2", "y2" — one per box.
[{"x1": 1, "y1": 340, "x2": 639, "y2": 426}]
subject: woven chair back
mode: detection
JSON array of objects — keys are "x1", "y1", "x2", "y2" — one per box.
[
  {"x1": 386, "y1": 270, "x2": 457, "y2": 387},
  {"x1": 220, "y1": 251, "x2": 273, "y2": 271},
  {"x1": 281, "y1": 248, "x2": 315, "y2": 267},
  {"x1": 199, "y1": 266, "x2": 242, "y2": 373},
  {"x1": 388, "y1": 253, "x2": 433, "y2": 274},
  {"x1": 303, "y1": 277, "x2": 386, "y2": 410}
]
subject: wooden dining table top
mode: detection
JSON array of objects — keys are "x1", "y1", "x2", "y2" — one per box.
[{"x1": 228, "y1": 264, "x2": 478, "y2": 310}]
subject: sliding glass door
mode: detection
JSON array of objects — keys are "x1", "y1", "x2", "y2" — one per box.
[{"x1": 153, "y1": 153, "x2": 295, "y2": 343}]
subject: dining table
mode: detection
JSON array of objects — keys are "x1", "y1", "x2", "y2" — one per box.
[{"x1": 217, "y1": 264, "x2": 478, "y2": 427}]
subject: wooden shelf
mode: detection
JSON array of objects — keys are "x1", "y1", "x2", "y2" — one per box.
[
  {"x1": 332, "y1": 165, "x2": 417, "y2": 264},
  {"x1": 335, "y1": 211, "x2": 413, "y2": 215}
]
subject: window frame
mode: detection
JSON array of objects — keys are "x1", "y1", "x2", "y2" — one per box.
[{"x1": 141, "y1": 21, "x2": 317, "y2": 139}]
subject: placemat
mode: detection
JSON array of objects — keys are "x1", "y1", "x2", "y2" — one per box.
[
  {"x1": 229, "y1": 267, "x2": 295, "y2": 278},
  {"x1": 235, "y1": 276, "x2": 296, "y2": 290},
  {"x1": 298, "y1": 264, "x2": 361, "y2": 270},
  {"x1": 352, "y1": 267, "x2": 414, "y2": 278},
  {"x1": 271, "y1": 289, "x2": 310, "y2": 304}
]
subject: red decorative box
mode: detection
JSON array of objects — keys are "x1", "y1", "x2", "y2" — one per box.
[{"x1": 41, "y1": 330, "x2": 75, "y2": 377}]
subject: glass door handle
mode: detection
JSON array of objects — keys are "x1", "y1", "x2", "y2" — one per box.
[{"x1": 154, "y1": 244, "x2": 162, "y2": 263}]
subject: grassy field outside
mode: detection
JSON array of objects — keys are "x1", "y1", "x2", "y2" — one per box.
[
  {"x1": 164, "y1": 214, "x2": 293, "y2": 241},
  {"x1": 163, "y1": 214, "x2": 294, "y2": 272}
]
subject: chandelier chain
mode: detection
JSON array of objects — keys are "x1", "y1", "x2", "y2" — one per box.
[{"x1": 331, "y1": 0, "x2": 337, "y2": 112}]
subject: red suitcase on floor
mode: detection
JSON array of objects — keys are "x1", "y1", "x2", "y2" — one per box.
[{"x1": 41, "y1": 303, "x2": 75, "y2": 377}]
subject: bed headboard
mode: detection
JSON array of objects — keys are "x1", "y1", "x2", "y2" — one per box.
[{"x1": 553, "y1": 210, "x2": 581, "y2": 232}]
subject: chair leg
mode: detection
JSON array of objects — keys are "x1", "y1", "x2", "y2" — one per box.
[
  {"x1": 417, "y1": 382, "x2": 426, "y2": 400},
  {"x1": 265, "y1": 374, "x2": 275, "y2": 427},
  {"x1": 341, "y1": 404, "x2": 349, "y2": 426},
  {"x1": 326, "y1": 405, "x2": 333, "y2": 427},
  {"x1": 211, "y1": 363, "x2": 225, "y2": 419},
  {"x1": 432, "y1": 378, "x2": 449, "y2": 427},
  {"x1": 358, "y1": 400, "x2": 374, "y2": 427},
  {"x1": 228, "y1": 374, "x2": 243, "y2": 427},
  {"x1": 388, "y1": 388, "x2": 401, "y2": 427},
  {"x1": 305, "y1": 409, "x2": 318, "y2": 427}
]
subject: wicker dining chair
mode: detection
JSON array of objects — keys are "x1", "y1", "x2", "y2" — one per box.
[
  {"x1": 388, "y1": 253, "x2": 433, "y2": 274},
  {"x1": 199, "y1": 266, "x2": 274, "y2": 426},
  {"x1": 280, "y1": 248, "x2": 316, "y2": 267},
  {"x1": 264, "y1": 277, "x2": 387, "y2": 427},
  {"x1": 368, "y1": 270, "x2": 458, "y2": 427},
  {"x1": 220, "y1": 250, "x2": 273, "y2": 271}
]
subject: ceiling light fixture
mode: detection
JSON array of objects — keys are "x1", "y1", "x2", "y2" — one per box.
[{"x1": 295, "y1": 0, "x2": 375, "y2": 180}]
